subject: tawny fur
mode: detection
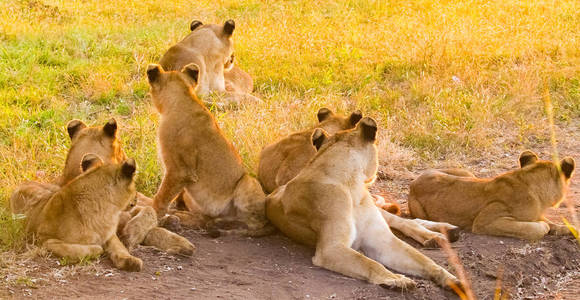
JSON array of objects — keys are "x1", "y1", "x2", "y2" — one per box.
[
  {"x1": 266, "y1": 118, "x2": 460, "y2": 290},
  {"x1": 11, "y1": 119, "x2": 195, "y2": 257},
  {"x1": 159, "y1": 19, "x2": 259, "y2": 105},
  {"x1": 13, "y1": 156, "x2": 143, "y2": 271},
  {"x1": 408, "y1": 151, "x2": 576, "y2": 240},
  {"x1": 258, "y1": 108, "x2": 363, "y2": 194},
  {"x1": 147, "y1": 63, "x2": 269, "y2": 235},
  {"x1": 258, "y1": 108, "x2": 401, "y2": 215}
]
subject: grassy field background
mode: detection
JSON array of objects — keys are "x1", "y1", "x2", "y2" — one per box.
[{"x1": 0, "y1": 0, "x2": 579, "y2": 250}]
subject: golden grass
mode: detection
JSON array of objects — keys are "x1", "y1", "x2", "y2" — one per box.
[{"x1": 0, "y1": 0, "x2": 578, "y2": 249}]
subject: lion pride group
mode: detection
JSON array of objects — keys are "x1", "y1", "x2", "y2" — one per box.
[{"x1": 10, "y1": 20, "x2": 576, "y2": 294}]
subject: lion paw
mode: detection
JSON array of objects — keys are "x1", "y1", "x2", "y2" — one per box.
[
  {"x1": 446, "y1": 226, "x2": 461, "y2": 243},
  {"x1": 380, "y1": 276, "x2": 416, "y2": 290},
  {"x1": 167, "y1": 245, "x2": 195, "y2": 257},
  {"x1": 117, "y1": 255, "x2": 143, "y2": 272},
  {"x1": 424, "y1": 234, "x2": 448, "y2": 248},
  {"x1": 159, "y1": 215, "x2": 181, "y2": 232}
]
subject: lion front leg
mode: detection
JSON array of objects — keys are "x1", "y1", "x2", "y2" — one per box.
[
  {"x1": 472, "y1": 203, "x2": 550, "y2": 240},
  {"x1": 104, "y1": 235, "x2": 143, "y2": 272},
  {"x1": 361, "y1": 209, "x2": 459, "y2": 289},
  {"x1": 43, "y1": 239, "x2": 103, "y2": 262},
  {"x1": 143, "y1": 227, "x2": 195, "y2": 256},
  {"x1": 542, "y1": 217, "x2": 578, "y2": 236},
  {"x1": 120, "y1": 206, "x2": 158, "y2": 250},
  {"x1": 153, "y1": 172, "x2": 187, "y2": 218},
  {"x1": 379, "y1": 210, "x2": 458, "y2": 247},
  {"x1": 314, "y1": 219, "x2": 416, "y2": 290}
]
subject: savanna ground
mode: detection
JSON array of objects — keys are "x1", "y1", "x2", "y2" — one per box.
[{"x1": 1, "y1": 0, "x2": 579, "y2": 299}]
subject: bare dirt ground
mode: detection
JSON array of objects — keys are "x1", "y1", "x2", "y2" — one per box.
[{"x1": 2, "y1": 123, "x2": 579, "y2": 300}]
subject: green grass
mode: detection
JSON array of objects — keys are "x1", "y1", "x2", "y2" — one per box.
[{"x1": 1, "y1": 0, "x2": 579, "y2": 249}]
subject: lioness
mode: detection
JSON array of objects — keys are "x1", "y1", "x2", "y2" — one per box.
[
  {"x1": 258, "y1": 108, "x2": 363, "y2": 194},
  {"x1": 147, "y1": 63, "x2": 269, "y2": 235},
  {"x1": 258, "y1": 108, "x2": 400, "y2": 214},
  {"x1": 159, "y1": 19, "x2": 258, "y2": 105},
  {"x1": 11, "y1": 119, "x2": 195, "y2": 257},
  {"x1": 408, "y1": 151, "x2": 576, "y2": 240},
  {"x1": 17, "y1": 154, "x2": 143, "y2": 271},
  {"x1": 266, "y1": 118, "x2": 460, "y2": 289}
]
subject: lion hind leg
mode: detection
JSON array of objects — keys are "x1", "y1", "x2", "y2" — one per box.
[
  {"x1": 143, "y1": 227, "x2": 195, "y2": 256},
  {"x1": 473, "y1": 205, "x2": 549, "y2": 240},
  {"x1": 120, "y1": 206, "x2": 158, "y2": 250},
  {"x1": 438, "y1": 168, "x2": 476, "y2": 177},
  {"x1": 361, "y1": 208, "x2": 458, "y2": 289},
  {"x1": 10, "y1": 181, "x2": 59, "y2": 214},
  {"x1": 380, "y1": 210, "x2": 452, "y2": 247},
  {"x1": 411, "y1": 218, "x2": 461, "y2": 243},
  {"x1": 43, "y1": 239, "x2": 103, "y2": 262},
  {"x1": 372, "y1": 194, "x2": 401, "y2": 215},
  {"x1": 231, "y1": 174, "x2": 270, "y2": 235}
]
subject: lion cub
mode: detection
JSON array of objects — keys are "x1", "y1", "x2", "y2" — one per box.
[
  {"x1": 11, "y1": 119, "x2": 195, "y2": 257},
  {"x1": 408, "y1": 151, "x2": 576, "y2": 240},
  {"x1": 266, "y1": 118, "x2": 460, "y2": 289},
  {"x1": 147, "y1": 63, "x2": 269, "y2": 235},
  {"x1": 21, "y1": 155, "x2": 142, "y2": 271},
  {"x1": 258, "y1": 108, "x2": 362, "y2": 194},
  {"x1": 159, "y1": 20, "x2": 257, "y2": 105}
]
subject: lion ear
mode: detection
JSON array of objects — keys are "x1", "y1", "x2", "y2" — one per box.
[
  {"x1": 103, "y1": 118, "x2": 117, "y2": 137},
  {"x1": 66, "y1": 120, "x2": 87, "y2": 139},
  {"x1": 317, "y1": 108, "x2": 333, "y2": 122},
  {"x1": 81, "y1": 153, "x2": 103, "y2": 172},
  {"x1": 561, "y1": 157, "x2": 575, "y2": 179},
  {"x1": 181, "y1": 63, "x2": 199, "y2": 84},
  {"x1": 519, "y1": 150, "x2": 539, "y2": 168},
  {"x1": 349, "y1": 110, "x2": 363, "y2": 126},
  {"x1": 146, "y1": 64, "x2": 163, "y2": 83},
  {"x1": 190, "y1": 20, "x2": 203, "y2": 31},
  {"x1": 223, "y1": 19, "x2": 235, "y2": 36},
  {"x1": 311, "y1": 128, "x2": 329, "y2": 151},
  {"x1": 358, "y1": 117, "x2": 378, "y2": 142},
  {"x1": 121, "y1": 158, "x2": 137, "y2": 179}
]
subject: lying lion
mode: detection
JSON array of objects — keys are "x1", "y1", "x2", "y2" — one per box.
[
  {"x1": 266, "y1": 118, "x2": 460, "y2": 289},
  {"x1": 258, "y1": 108, "x2": 363, "y2": 194},
  {"x1": 408, "y1": 150, "x2": 576, "y2": 240},
  {"x1": 15, "y1": 154, "x2": 142, "y2": 271},
  {"x1": 258, "y1": 108, "x2": 400, "y2": 214},
  {"x1": 159, "y1": 19, "x2": 259, "y2": 106},
  {"x1": 11, "y1": 118, "x2": 195, "y2": 257},
  {"x1": 147, "y1": 63, "x2": 270, "y2": 236}
]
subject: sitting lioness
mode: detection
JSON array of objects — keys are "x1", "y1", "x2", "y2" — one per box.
[
  {"x1": 408, "y1": 151, "x2": 576, "y2": 240},
  {"x1": 159, "y1": 19, "x2": 258, "y2": 105},
  {"x1": 11, "y1": 119, "x2": 195, "y2": 257},
  {"x1": 146, "y1": 63, "x2": 269, "y2": 235},
  {"x1": 266, "y1": 118, "x2": 460, "y2": 289},
  {"x1": 18, "y1": 154, "x2": 143, "y2": 271}
]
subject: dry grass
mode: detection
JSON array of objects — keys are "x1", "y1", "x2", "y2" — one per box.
[{"x1": 0, "y1": 0, "x2": 578, "y2": 252}]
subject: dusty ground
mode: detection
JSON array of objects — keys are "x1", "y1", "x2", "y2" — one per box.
[{"x1": 2, "y1": 124, "x2": 579, "y2": 299}]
